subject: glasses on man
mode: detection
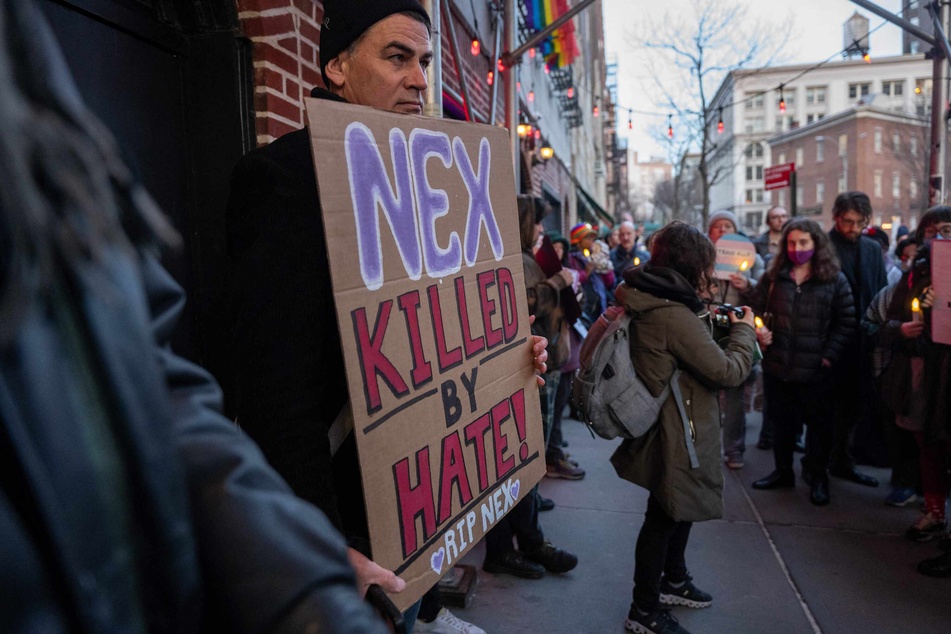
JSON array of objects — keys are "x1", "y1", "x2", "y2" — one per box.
[{"x1": 838, "y1": 218, "x2": 868, "y2": 229}]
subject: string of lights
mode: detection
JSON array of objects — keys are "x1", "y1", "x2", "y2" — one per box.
[{"x1": 510, "y1": 3, "x2": 912, "y2": 140}]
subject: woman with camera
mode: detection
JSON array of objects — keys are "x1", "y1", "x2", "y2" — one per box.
[
  {"x1": 611, "y1": 222, "x2": 756, "y2": 634},
  {"x1": 745, "y1": 218, "x2": 856, "y2": 506}
]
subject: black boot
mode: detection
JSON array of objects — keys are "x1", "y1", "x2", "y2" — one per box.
[
  {"x1": 809, "y1": 473, "x2": 830, "y2": 506},
  {"x1": 752, "y1": 470, "x2": 795, "y2": 490}
]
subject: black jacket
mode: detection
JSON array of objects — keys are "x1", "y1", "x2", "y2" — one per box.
[
  {"x1": 829, "y1": 229, "x2": 887, "y2": 318},
  {"x1": 225, "y1": 88, "x2": 371, "y2": 551},
  {"x1": 0, "y1": 245, "x2": 385, "y2": 633},
  {"x1": 746, "y1": 268, "x2": 856, "y2": 383}
]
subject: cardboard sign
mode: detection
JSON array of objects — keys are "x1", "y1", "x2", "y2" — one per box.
[
  {"x1": 306, "y1": 99, "x2": 545, "y2": 610},
  {"x1": 714, "y1": 233, "x2": 757, "y2": 280},
  {"x1": 932, "y1": 240, "x2": 951, "y2": 345}
]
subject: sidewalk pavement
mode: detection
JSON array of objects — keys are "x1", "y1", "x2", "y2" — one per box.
[{"x1": 452, "y1": 411, "x2": 951, "y2": 633}]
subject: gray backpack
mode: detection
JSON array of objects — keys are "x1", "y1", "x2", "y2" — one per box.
[{"x1": 572, "y1": 306, "x2": 699, "y2": 468}]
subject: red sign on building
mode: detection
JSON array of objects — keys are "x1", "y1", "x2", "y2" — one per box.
[{"x1": 764, "y1": 162, "x2": 795, "y2": 191}]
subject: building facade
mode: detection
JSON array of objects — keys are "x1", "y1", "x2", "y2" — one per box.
[
  {"x1": 769, "y1": 105, "x2": 928, "y2": 230},
  {"x1": 627, "y1": 152, "x2": 673, "y2": 221},
  {"x1": 708, "y1": 53, "x2": 931, "y2": 234}
]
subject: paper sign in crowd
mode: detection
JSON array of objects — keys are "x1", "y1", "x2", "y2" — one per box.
[{"x1": 306, "y1": 100, "x2": 546, "y2": 609}]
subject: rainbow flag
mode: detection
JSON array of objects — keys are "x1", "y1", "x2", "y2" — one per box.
[{"x1": 525, "y1": 0, "x2": 578, "y2": 68}]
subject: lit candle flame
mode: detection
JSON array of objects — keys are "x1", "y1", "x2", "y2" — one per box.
[
  {"x1": 754, "y1": 316, "x2": 764, "y2": 329},
  {"x1": 583, "y1": 249, "x2": 590, "y2": 257},
  {"x1": 912, "y1": 298, "x2": 922, "y2": 322},
  {"x1": 634, "y1": 257, "x2": 641, "y2": 266},
  {"x1": 740, "y1": 260, "x2": 749, "y2": 271}
]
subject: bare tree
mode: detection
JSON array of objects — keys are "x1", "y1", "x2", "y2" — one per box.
[{"x1": 636, "y1": 0, "x2": 789, "y2": 228}]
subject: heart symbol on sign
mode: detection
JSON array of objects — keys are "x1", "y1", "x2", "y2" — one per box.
[
  {"x1": 430, "y1": 547, "x2": 446, "y2": 575},
  {"x1": 510, "y1": 479, "x2": 520, "y2": 501}
]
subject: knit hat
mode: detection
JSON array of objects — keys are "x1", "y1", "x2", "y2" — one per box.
[
  {"x1": 570, "y1": 223, "x2": 597, "y2": 245},
  {"x1": 319, "y1": 0, "x2": 431, "y2": 83},
  {"x1": 707, "y1": 210, "x2": 738, "y2": 232}
]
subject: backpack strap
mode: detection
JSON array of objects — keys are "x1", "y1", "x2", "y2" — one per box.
[{"x1": 669, "y1": 369, "x2": 700, "y2": 469}]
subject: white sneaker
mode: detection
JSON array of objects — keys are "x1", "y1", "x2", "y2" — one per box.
[{"x1": 414, "y1": 608, "x2": 486, "y2": 634}]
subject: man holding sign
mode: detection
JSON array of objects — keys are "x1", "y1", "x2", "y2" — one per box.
[{"x1": 226, "y1": 0, "x2": 547, "y2": 629}]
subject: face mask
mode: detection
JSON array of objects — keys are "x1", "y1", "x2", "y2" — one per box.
[{"x1": 788, "y1": 249, "x2": 814, "y2": 265}]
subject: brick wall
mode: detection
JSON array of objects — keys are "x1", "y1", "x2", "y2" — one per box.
[{"x1": 236, "y1": 0, "x2": 324, "y2": 146}]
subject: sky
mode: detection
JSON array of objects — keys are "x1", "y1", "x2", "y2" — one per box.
[{"x1": 601, "y1": 0, "x2": 907, "y2": 161}]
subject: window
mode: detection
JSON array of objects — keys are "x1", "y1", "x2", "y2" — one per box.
[
  {"x1": 816, "y1": 137, "x2": 825, "y2": 162},
  {"x1": 795, "y1": 147, "x2": 803, "y2": 167},
  {"x1": 893, "y1": 132, "x2": 901, "y2": 153},
  {"x1": 874, "y1": 171, "x2": 883, "y2": 197},
  {"x1": 816, "y1": 181, "x2": 825, "y2": 205},
  {"x1": 746, "y1": 93, "x2": 764, "y2": 109},
  {"x1": 775, "y1": 92, "x2": 795, "y2": 108},
  {"x1": 915, "y1": 78, "x2": 932, "y2": 96},
  {"x1": 911, "y1": 136, "x2": 919, "y2": 156},
  {"x1": 893, "y1": 172, "x2": 901, "y2": 198},
  {"x1": 796, "y1": 186, "x2": 804, "y2": 206},
  {"x1": 911, "y1": 16, "x2": 919, "y2": 27},
  {"x1": 778, "y1": 190, "x2": 786, "y2": 207},
  {"x1": 849, "y1": 82, "x2": 871, "y2": 100},
  {"x1": 839, "y1": 134, "x2": 848, "y2": 156},
  {"x1": 745, "y1": 188, "x2": 764, "y2": 203},
  {"x1": 911, "y1": 41, "x2": 920, "y2": 54},
  {"x1": 882, "y1": 80, "x2": 904, "y2": 97},
  {"x1": 839, "y1": 173, "x2": 847, "y2": 193},
  {"x1": 807, "y1": 113, "x2": 816, "y2": 124},
  {"x1": 778, "y1": 152, "x2": 786, "y2": 163},
  {"x1": 745, "y1": 117, "x2": 765, "y2": 133},
  {"x1": 874, "y1": 128, "x2": 883, "y2": 153},
  {"x1": 746, "y1": 166, "x2": 754, "y2": 180},
  {"x1": 775, "y1": 116, "x2": 784, "y2": 132},
  {"x1": 911, "y1": 180, "x2": 918, "y2": 199},
  {"x1": 745, "y1": 143, "x2": 764, "y2": 159},
  {"x1": 806, "y1": 86, "x2": 827, "y2": 104}
]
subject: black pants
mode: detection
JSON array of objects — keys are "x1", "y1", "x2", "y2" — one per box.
[
  {"x1": 547, "y1": 370, "x2": 574, "y2": 461},
  {"x1": 484, "y1": 490, "x2": 543, "y2": 557},
  {"x1": 632, "y1": 495, "x2": 692, "y2": 613},
  {"x1": 763, "y1": 374, "x2": 832, "y2": 477},
  {"x1": 829, "y1": 349, "x2": 874, "y2": 472}
]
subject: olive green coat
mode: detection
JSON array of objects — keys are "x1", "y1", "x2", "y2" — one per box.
[{"x1": 610, "y1": 283, "x2": 756, "y2": 522}]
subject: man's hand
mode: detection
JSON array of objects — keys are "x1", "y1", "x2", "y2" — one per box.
[
  {"x1": 920, "y1": 286, "x2": 936, "y2": 309},
  {"x1": 755, "y1": 326, "x2": 773, "y2": 348},
  {"x1": 900, "y1": 320, "x2": 925, "y2": 339},
  {"x1": 529, "y1": 315, "x2": 548, "y2": 386},
  {"x1": 347, "y1": 548, "x2": 405, "y2": 599}
]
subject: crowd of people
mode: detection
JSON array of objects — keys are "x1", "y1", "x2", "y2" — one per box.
[{"x1": 2, "y1": 0, "x2": 950, "y2": 633}]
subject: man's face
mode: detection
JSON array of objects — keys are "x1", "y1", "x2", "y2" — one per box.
[
  {"x1": 708, "y1": 219, "x2": 735, "y2": 243},
  {"x1": 767, "y1": 208, "x2": 788, "y2": 232},
  {"x1": 618, "y1": 225, "x2": 635, "y2": 250},
  {"x1": 328, "y1": 14, "x2": 432, "y2": 114},
  {"x1": 834, "y1": 210, "x2": 867, "y2": 241}
]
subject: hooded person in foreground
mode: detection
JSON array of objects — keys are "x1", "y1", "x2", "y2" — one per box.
[{"x1": 0, "y1": 0, "x2": 387, "y2": 631}]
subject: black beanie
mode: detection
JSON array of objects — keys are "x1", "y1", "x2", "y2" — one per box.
[{"x1": 319, "y1": 0, "x2": 431, "y2": 83}]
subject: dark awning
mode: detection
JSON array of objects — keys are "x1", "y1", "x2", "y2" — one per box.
[{"x1": 576, "y1": 185, "x2": 613, "y2": 226}]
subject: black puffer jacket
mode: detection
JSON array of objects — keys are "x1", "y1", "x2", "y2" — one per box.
[{"x1": 745, "y1": 268, "x2": 856, "y2": 382}]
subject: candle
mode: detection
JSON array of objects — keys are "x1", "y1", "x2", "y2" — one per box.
[
  {"x1": 740, "y1": 260, "x2": 749, "y2": 272},
  {"x1": 911, "y1": 297, "x2": 922, "y2": 322},
  {"x1": 634, "y1": 257, "x2": 641, "y2": 266},
  {"x1": 754, "y1": 316, "x2": 764, "y2": 329},
  {"x1": 583, "y1": 249, "x2": 590, "y2": 257}
]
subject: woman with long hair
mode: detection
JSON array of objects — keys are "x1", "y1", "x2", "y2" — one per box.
[
  {"x1": 747, "y1": 218, "x2": 856, "y2": 506},
  {"x1": 612, "y1": 222, "x2": 756, "y2": 634}
]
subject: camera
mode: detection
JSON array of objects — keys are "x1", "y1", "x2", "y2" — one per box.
[{"x1": 713, "y1": 304, "x2": 745, "y2": 329}]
